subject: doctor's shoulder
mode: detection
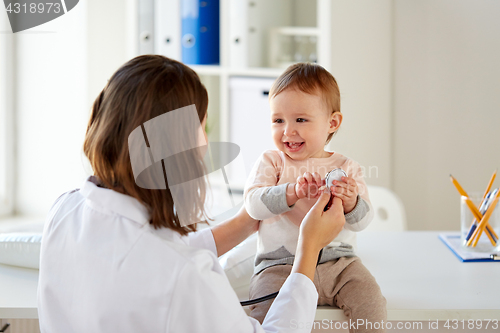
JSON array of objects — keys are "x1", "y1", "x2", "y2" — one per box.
[
  {"x1": 43, "y1": 188, "x2": 83, "y2": 234},
  {"x1": 151, "y1": 233, "x2": 222, "y2": 276}
]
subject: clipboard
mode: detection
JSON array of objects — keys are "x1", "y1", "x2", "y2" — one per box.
[{"x1": 439, "y1": 233, "x2": 500, "y2": 262}]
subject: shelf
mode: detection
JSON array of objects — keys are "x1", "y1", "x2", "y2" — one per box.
[{"x1": 188, "y1": 65, "x2": 283, "y2": 78}]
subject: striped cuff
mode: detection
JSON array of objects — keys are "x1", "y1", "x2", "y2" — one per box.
[{"x1": 345, "y1": 195, "x2": 370, "y2": 225}]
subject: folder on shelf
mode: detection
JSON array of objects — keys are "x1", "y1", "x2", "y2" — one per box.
[
  {"x1": 181, "y1": 0, "x2": 220, "y2": 65},
  {"x1": 138, "y1": 0, "x2": 155, "y2": 55},
  {"x1": 155, "y1": 0, "x2": 181, "y2": 60},
  {"x1": 228, "y1": 0, "x2": 248, "y2": 67},
  {"x1": 439, "y1": 233, "x2": 500, "y2": 262}
]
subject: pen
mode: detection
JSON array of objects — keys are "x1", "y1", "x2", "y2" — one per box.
[
  {"x1": 470, "y1": 197, "x2": 498, "y2": 247},
  {"x1": 483, "y1": 189, "x2": 499, "y2": 243},
  {"x1": 465, "y1": 192, "x2": 490, "y2": 241},
  {"x1": 450, "y1": 175, "x2": 498, "y2": 246},
  {"x1": 472, "y1": 189, "x2": 499, "y2": 245},
  {"x1": 466, "y1": 170, "x2": 498, "y2": 241},
  {"x1": 465, "y1": 190, "x2": 498, "y2": 242},
  {"x1": 468, "y1": 192, "x2": 500, "y2": 247},
  {"x1": 466, "y1": 197, "x2": 498, "y2": 247}
]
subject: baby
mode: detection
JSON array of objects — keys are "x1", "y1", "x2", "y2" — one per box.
[{"x1": 244, "y1": 63, "x2": 387, "y2": 332}]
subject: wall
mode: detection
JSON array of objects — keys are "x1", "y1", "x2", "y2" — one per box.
[
  {"x1": 393, "y1": 0, "x2": 500, "y2": 230},
  {"x1": 327, "y1": 0, "x2": 393, "y2": 189},
  {"x1": 0, "y1": 10, "x2": 14, "y2": 216},
  {"x1": 11, "y1": 0, "x2": 135, "y2": 217},
  {"x1": 14, "y1": 3, "x2": 88, "y2": 216},
  {"x1": 10, "y1": 0, "x2": 500, "y2": 232},
  {"x1": 87, "y1": 0, "x2": 133, "y2": 103}
]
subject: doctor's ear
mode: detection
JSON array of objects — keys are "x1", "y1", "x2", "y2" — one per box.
[{"x1": 328, "y1": 112, "x2": 343, "y2": 134}]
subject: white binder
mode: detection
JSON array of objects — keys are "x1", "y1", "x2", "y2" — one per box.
[
  {"x1": 138, "y1": 0, "x2": 155, "y2": 55},
  {"x1": 228, "y1": 0, "x2": 249, "y2": 68},
  {"x1": 154, "y1": 0, "x2": 181, "y2": 60}
]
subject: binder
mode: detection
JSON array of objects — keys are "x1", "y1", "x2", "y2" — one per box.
[
  {"x1": 155, "y1": 0, "x2": 181, "y2": 60},
  {"x1": 228, "y1": 0, "x2": 248, "y2": 67},
  {"x1": 181, "y1": 0, "x2": 220, "y2": 65},
  {"x1": 138, "y1": 0, "x2": 155, "y2": 55},
  {"x1": 439, "y1": 233, "x2": 500, "y2": 262}
]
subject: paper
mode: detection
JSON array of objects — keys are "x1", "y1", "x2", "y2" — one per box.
[{"x1": 439, "y1": 233, "x2": 500, "y2": 262}]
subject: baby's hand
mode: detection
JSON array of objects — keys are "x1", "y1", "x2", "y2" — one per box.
[
  {"x1": 295, "y1": 172, "x2": 323, "y2": 200},
  {"x1": 332, "y1": 176, "x2": 358, "y2": 213}
]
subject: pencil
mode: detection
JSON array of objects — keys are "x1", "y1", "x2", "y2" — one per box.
[
  {"x1": 465, "y1": 191, "x2": 499, "y2": 243},
  {"x1": 468, "y1": 187, "x2": 500, "y2": 247},
  {"x1": 468, "y1": 170, "x2": 499, "y2": 240},
  {"x1": 450, "y1": 174, "x2": 498, "y2": 246},
  {"x1": 481, "y1": 170, "x2": 497, "y2": 201},
  {"x1": 464, "y1": 197, "x2": 482, "y2": 221},
  {"x1": 465, "y1": 196, "x2": 498, "y2": 246},
  {"x1": 450, "y1": 175, "x2": 469, "y2": 197},
  {"x1": 464, "y1": 198, "x2": 496, "y2": 246},
  {"x1": 470, "y1": 197, "x2": 499, "y2": 247},
  {"x1": 450, "y1": 175, "x2": 483, "y2": 221}
]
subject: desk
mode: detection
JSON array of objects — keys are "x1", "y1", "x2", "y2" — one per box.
[
  {"x1": 316, "y1": 231, "x2": 500, "y2": 321},
  {"x1": 0, "y1": 264, "x2": 38, "y2": 319},
  {"x1": 1, "y1": 231, "x2": 499, "y2": 320}
]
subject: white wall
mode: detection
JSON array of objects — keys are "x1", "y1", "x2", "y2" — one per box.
[
  {"x1": 0, "y1": 10, "x2": 14, "y2": 216},
  {"x1": 393, "y1": 0, "x2": 500, "y2": 230},
  {"x1": 15, "y1": 3, "x2": 89, "y2": 216},
  {"x1": 10, "y1": 0, "x2": 500, "y2": 232},
  {"x1": 11, "y1": 0, "x2": 135, "y2": 217},
  {"x1": 87, "y1": 0, "x2": 133, "y2": 103},
  {"x1": 327, "y1": 0, "x2": 393, "y2": 189}
]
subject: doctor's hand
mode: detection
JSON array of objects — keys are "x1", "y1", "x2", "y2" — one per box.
[
  {"x1": 292, "y1": 188, "x2": 345, "y2": 281},
  {"x1": 299, "y1": 187, "x2": 345, "y2": 251}
]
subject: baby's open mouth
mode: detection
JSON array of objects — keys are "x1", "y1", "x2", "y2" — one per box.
[{"x1": 285, "y1": 142, "x2": 304, "y2": 150}]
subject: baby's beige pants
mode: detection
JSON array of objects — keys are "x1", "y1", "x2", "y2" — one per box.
[{"x1": 249, "y1": 257, "x2": 387, "y2": 333}]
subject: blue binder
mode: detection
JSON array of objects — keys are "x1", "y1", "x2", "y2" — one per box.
[{"x1": 181, "y1": 0, "x2": 220, "y2": 65}]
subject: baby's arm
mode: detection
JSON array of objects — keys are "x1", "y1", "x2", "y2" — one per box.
[
  {"x1": 336, "y1": 160, "x2": 374, "y2": 232},
  {"x1": 244, "y1": 151, "x2": 293, "y2": 220}
]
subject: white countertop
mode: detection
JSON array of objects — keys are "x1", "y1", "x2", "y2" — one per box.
[
  {"x1": 316, "y1": 231, "x2": 500, "y2": 321},
  {"x1": 1, "y1": 231, "x2": 499, "y2": 320},
  {"x1": 0, "y1": 264, "x2": 39, "y2": 319}
]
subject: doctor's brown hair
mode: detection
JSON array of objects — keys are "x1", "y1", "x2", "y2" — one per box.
[
  {"x1": 84, "y1": 55, "x2": 209, "y2": 235},
  {"x1": 269, "y1": 62, "x2": 341, "y2": 144}
]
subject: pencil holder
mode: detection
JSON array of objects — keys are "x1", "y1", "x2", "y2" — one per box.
[{"x1": 460, "y1": 195, "x2": 500, "y2": 252}]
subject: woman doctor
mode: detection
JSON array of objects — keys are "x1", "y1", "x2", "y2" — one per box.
[{"x1": 37, "y1": 55, "x2": 346, "y2": 333}]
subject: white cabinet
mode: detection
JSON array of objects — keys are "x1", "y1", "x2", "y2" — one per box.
[{"x1": 228, "y1": 77, "x2": 276, "y2": 186}]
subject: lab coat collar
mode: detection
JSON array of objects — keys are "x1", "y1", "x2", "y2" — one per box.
[{"x1": 80, "y1": 176, "x2": 150, "y2": 226}]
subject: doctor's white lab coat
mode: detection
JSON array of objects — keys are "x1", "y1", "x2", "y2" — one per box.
[{"x1": 38, "y1": 177, "x2": 319, "y2": 333}]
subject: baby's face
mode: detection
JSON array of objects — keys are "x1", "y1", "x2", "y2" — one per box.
[{"x1": 270, "y1": 89, "x2": 338, "y2": 161}]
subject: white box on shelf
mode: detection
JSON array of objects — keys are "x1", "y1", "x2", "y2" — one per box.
[
  {"x1": 269, "y1": 27, "x2": 319, "y2": 68},
  {"x1": 227, "y1": 77, "x2": 277, "y2": 189},
  {"x1": 228, "y1": 0, "x2": 292, "y2": 68}
]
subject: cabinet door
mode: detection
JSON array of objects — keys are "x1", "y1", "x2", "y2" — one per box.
[
  {"x1": 0, "y1": 319, "x2": 40, "y2": 333},
  {"x1": 228, "y1": 77, "x2": 276, "y2": 188}
]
